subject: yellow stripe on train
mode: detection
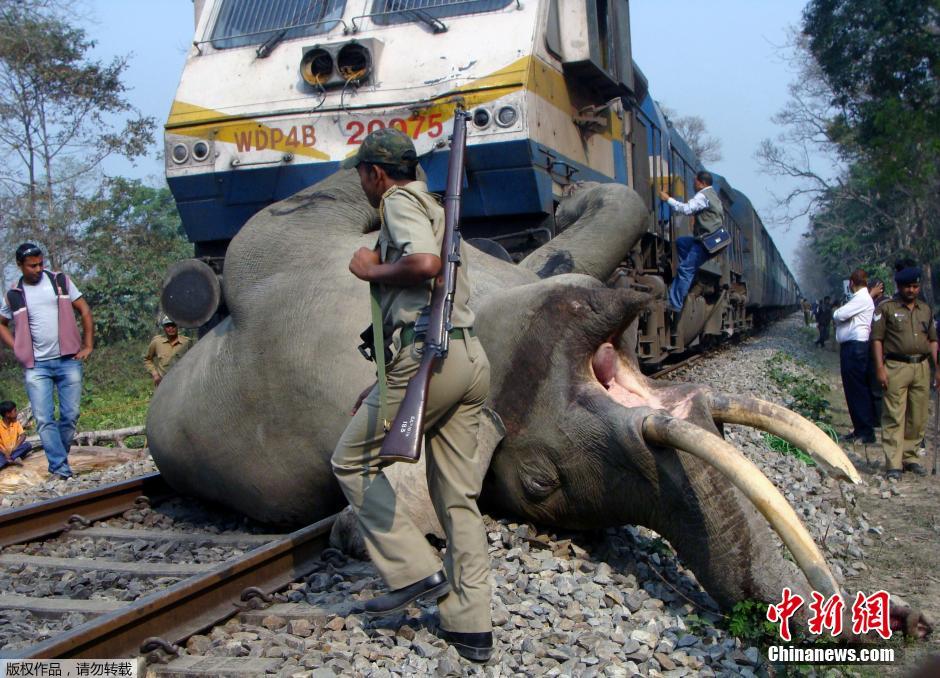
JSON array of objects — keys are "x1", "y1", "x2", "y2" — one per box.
[{"x1": 166, "y1": 55, "x2": 621, "y2": 161}]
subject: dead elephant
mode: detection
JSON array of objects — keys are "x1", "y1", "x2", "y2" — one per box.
[{"x1": 147, "y1": 170, "x2": 927, "y2": 635}]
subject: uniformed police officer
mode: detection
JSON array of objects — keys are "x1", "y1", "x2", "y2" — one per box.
[
  {"x1": 331, "y1": 128, "x2": 494, "y2": 662},
  {"x1": 871, "y1": 266, "x2": 939, "y2": 479},
  {"x1": 144, "y1": 316, "x2": 192, "y2": 387}
]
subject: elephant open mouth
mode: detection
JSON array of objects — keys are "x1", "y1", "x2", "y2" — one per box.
[{"x1": 587, "y1": 334, "x2": 861, "y2": 602}]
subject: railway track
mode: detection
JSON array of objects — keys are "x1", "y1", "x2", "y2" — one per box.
[
  {"x1": 649, "y1": 352, "x2": 704, "y2": 379},
  {"x1": 0, "y1": 474, "x2": 339, "y2": 662}
]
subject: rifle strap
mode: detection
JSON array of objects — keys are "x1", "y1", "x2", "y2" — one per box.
[{"x1": 370, "y1": 282, "x2": 390, "y2": 432}]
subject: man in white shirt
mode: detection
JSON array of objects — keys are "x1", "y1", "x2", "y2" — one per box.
[
  {"x1": 658, "y1": 171, "x2": 723, "y2": 314},
  {"x1": 833, "y1": 269, "x2": 876, "y2": 444},
  {"x1": 0, "y1": 243, "x2": 94, "y2": 479}
]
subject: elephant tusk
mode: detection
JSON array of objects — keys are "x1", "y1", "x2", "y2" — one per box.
[
  {"x1": 706, "y1": 393, "x2": 860, "y2": 484},
  {"x1": 642, "y1": 412, "x2": 842, "y2": 599}
]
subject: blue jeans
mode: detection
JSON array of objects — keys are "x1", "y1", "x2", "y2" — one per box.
[
  {"x1": 668, "y1": 236, "x2": 711, "y2": 311},
  {"x1": 0, "y1": 441, "x2": 32, "y2": 469},
  {"x1": 24, "y1": 357, "x2": 83, "y2": 475}
]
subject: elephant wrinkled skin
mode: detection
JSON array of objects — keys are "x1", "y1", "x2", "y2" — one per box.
[{"x1": 149, "y1": 170, "x2": 917, "y2": 630}]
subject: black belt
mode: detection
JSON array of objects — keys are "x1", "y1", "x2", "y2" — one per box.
[
  {"x1": 400, "y1": 325, "x2": 475, "y2": 350},
  {"x1": 885, "y1": 353, "x2": 928, "y2": 364}
]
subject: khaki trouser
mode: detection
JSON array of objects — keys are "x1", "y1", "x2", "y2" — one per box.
[
  {"x1": 331, "y1": 333, "x2": 492, "y2": 633},
  {"x1": 881, "y1": 360, "x2": 930, "y2": 470}
]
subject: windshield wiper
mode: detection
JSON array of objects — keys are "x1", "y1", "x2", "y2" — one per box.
[
  {"x1": 256, "y1": 29, "x2": 288, "y2": 58},
  {"x1": 407, "y1": 10, "x2": 447, "y2": 33}
]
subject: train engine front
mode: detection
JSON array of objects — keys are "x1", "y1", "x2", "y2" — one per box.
[{"x1": 162, "y1": 0, "x2": 639, "y2": 329}]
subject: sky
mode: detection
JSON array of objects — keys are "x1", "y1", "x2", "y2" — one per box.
[{"x1": 82, "y1": 0, "x2": 816, "y2": 272}]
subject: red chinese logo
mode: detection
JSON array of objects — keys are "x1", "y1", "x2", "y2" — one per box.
[
  {"x1": 851, "y1": 590, "x2": 892, "y2": 639},
  {"x1": 768, "y1": 589, "x2": 892, "y2": 640},
  {"x1": 766, "y1": 587, "x2": 805, "y2": 641},
  {"x1": 807, "y1": 592, "x2": 844, "y2": 636}
]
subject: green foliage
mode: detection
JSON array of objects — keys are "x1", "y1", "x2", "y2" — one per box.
[
  {"x1": 0, "y1": 340, "x2": 157, "y2": 435},
  {"x1": 762, "y1": 433, "x2": 817, "y2": 467},
  {"x1": 799, "y1": 0, "x2": 940, "y2": 302},
  {"x1": 727, "y1": 599, "x2": 778, "y2": 646},
  {"x1": 79, "y1": 178, "x2": 191, "y2": 344},
  {"x1": 0, "y1": 3, "x2": 156, "y2": 270},
  {"x1": 766, "y1": 353, "x2": 831, "y2": 423}
]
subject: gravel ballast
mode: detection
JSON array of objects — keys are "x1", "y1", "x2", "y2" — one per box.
[{"x1": 148, "y1": 315, "x2": 878, "y2": 676}]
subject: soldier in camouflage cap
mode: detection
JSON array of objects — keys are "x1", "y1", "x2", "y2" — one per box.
[
  {"x1": 333, "y1": 126, "x2": 495, "y2": 662},
  {"x1": 341, "y1": 127, "x2": 418, "y2": 171}
]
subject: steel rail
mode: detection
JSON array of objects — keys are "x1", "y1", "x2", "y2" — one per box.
[
  {"x1": 650, "y1": 352, "x2": 703, "y2": 379},
  {"x1": 2, "y1": 513, "x2": 337, "y2": 659},
  {"x1": 0, "y1": 472, "x2": 172, "y2": 548}
]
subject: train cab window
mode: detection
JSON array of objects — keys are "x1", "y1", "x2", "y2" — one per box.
[
  {"x1": 369, "y1": 0, "x2": 514, "y2": 25},
  {"x1": 210, "y1": 0, "x2": 345, "y2": 49}
]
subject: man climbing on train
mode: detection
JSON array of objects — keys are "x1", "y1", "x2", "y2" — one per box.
[{"x1": 659, "y1": 170, "x2": 724, "y2": 315}]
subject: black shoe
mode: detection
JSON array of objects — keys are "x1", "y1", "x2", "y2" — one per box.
[
  {"x1": 903, "y1": 463, "x2": 928, "y2": 477},
  {"x1": 885, "y1": 469, "x2": 902, "y2": 481},
  {"x1": 360, "y1": 571, "x2": 450, "y2": 617},
  {"x1": 839, "y1": 432, "x2": 859, "y2": 443},
  {"x1": 435, "y1": 628, "x2": 493, "y2": 662},
  {"x1": 859, "y1": 435, "x2": 876, "y2": 444}
]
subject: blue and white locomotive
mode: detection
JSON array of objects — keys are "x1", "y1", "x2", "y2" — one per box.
[{"x1": 164, "y1": 0, "x2": 798, "y2": 366}]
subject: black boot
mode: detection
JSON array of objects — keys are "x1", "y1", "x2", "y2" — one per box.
[
  {"x1": 436, "y1": 628, "x2": 493, "y2": 662},
  {"x1": 360, "y1": 571, "x2": 450, "y2": 617}
]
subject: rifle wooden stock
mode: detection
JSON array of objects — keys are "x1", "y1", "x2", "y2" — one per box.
[
  {"x1": 379, "y1": 110, "x2": 468, "y2": 463},
  {"x1": 379, "y1": 351, "x2": 437, "y2": 462}
]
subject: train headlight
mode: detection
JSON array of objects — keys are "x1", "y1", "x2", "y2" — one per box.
[
  {"x1": 472, "y1": 108, "x2": 491, "y2": 129},
  {"x1": 192, "y1": 141, "x2": 210, "y2": 162},
  {"x1": 171, "y1": 143, "x2": 189, "y2": 164},
  {"x1": 301, "y1": 48, "x2": 334, "y2": 86},
  {"x1": 495, "y1": 105, "x2": 518, "y2": 128},
  {"x1": 337, "y1": 43, "x2": 371, "y2": 83}
]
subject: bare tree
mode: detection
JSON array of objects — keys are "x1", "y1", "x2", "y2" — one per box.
[
  {"x1": 0, "y1": 3, "x2": 154, "y2": 270},
  {"x1": 660, "y1": 106, "x2": 723, "y2": 164},
  {"x1": 757, "y1": 30, "x2": 940, "y2": 305}
]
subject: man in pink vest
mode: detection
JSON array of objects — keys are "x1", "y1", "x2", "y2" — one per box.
[{"x1": 0, "y1": 243, "x2": 94, "y2": 479}]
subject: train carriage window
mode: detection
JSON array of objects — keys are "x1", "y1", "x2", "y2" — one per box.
[
  {"x1": 210, "y1": 0, "x2": 345, "y2": 48},
  {"x1": 370, "y1": 0, "x2": 514, "y2": 25}
]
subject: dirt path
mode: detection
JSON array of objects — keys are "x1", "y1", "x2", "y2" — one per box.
[{"x1": 804, "y1": 334, "x2": 940, "y2": 675}]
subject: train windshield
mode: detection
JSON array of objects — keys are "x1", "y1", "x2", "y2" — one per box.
[
  {"x1": 369, "y1": 0, "x2": 514, "y2": 25},
  {"x1": 210, "y1": 0, "x2": 346, "y2": 49}
]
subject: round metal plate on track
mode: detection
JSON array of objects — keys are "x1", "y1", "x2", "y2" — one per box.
[{"x1": 160, "y1": 259, "x2": 221, "y2": 329}]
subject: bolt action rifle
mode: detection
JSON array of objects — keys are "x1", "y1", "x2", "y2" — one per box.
[{"x1": 379, "y1": 109, "x2": 469, "y2": 463}]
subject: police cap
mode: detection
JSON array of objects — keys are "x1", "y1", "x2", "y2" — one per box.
[{"x1": 341, "y1": 128, "x2": 418, "y2": 169}]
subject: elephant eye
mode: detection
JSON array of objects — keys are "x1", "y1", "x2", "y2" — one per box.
[{"x1": 520, "y1": 463, "x2": 559, "y2": 500}]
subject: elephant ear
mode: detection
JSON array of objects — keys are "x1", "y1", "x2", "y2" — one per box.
[{"x1": 520, "y1": 182, "x2": 649, "y2": 282}]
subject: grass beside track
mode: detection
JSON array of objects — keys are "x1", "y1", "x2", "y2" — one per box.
[{"x1": 0, "y1": 340, "x2": 154, "y2": 435}]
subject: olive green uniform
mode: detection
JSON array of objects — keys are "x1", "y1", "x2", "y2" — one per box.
[
  {"x1": 871, "y1": 298, "x2": 937, "y2": 470},
  {"x1": 144, "y1": 335, "x2": 192, "y2": 378},
  {"x1": 331, "y1": 182, "x2": 492, "y2": 634}
]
